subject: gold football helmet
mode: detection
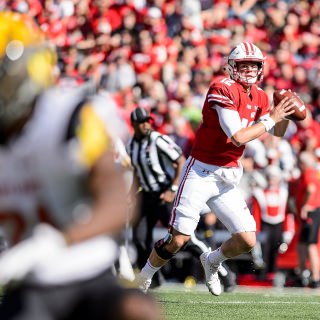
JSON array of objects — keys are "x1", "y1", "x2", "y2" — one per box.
[{"x1": 0, "y1": 11, "x2": 57, "y2": 133}]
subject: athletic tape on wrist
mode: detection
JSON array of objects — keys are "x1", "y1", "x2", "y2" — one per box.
[{"x1": 260, "y1": 116, "x2": 275, "y2": 131}]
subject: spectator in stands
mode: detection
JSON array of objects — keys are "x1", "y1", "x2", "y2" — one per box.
[
  {"x1": 290, "y1": 109, "x2": 320, "y2": 154},
  {"x1": 262, "y1": 134, "x2": 297, "y2": 181},
  {"x1": 296, "y1": 151, "x2": 320, "y2": 289},
  {"x1": 251, "y1": 165, "x2": 295, "y2": 281},
  {"x1": 103, "y1": 53, "x2": 136, "y2": 93}
]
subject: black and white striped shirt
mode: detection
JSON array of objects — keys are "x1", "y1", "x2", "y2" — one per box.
[{"x1": 126, "y1": 131, "x2": 183, "y2": 192}]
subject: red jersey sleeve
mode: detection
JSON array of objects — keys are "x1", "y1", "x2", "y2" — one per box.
[{"x1": 206, "y1": 78, "x2": 239, "y2": 111}]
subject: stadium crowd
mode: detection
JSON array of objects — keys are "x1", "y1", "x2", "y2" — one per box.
[{"x1": 2, "y1": 0, "x2": 320, "y2": 288}]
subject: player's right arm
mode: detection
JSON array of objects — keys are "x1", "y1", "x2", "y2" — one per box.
[
  {"x1": 230, "y1": 98, "x2": 294, "y2": 146},
  {"x1": 210, "y1": 82, "x2": 295, "y2": 147}
]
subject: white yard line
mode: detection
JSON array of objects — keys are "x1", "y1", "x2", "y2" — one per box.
[
  {"x1": 184, "y1": 301, "x2": 320, "y2": 305},
  {"x1": 156, "y1": 283, "x2": 320, "y2": 296}
]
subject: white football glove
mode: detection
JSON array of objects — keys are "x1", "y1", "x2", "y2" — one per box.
[{"x1": 0, "y1": 223, "x2": 66, "y2": 285}]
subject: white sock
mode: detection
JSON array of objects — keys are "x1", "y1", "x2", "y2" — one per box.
[
  {"x1": 208, "y1": 247, "x2": 227, "y2": 266},
  {"x1": 140, "y1": 260, "x2": 161, "y2": 279}
]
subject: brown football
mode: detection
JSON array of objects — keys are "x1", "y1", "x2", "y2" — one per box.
[{"x1": 273, "y1": 89, "x2": 306, "y2": 121}]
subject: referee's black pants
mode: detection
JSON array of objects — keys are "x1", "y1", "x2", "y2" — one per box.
[{"x1": 133, "y1": 190, "x2": 172, "y2": 271}]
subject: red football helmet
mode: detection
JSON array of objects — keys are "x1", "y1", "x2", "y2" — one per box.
[{"x1": 226, "y1": 42, "x2": 265, "y2": 85}]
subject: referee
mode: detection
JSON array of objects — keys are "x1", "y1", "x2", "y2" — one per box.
[{"x1": 127, "y1": 107, "x2": 185, "y2": 286}]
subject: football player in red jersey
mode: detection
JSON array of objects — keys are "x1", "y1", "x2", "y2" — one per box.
[{"x1": 136, "y1": 42, "x2": 296, "y2": 295}]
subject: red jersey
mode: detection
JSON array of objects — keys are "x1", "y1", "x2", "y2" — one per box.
[
  {"x1": 191, "y1": 76, "x2": 269, "y2": 167},
  {"x1": 252, "y1": 185, "x2": 288, "y2": 229},
  {"x1": 296, "y1": 167, "x2": 320, "y2": 210}
]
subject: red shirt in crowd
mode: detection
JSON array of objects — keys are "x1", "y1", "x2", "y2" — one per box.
[{"x1": 296, "y1": 167, "x2": 320, "y2": 211}]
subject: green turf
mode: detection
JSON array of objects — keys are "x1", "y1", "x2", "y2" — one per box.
[{"x1": 153, "y1": 284, "x2": 320, "y2": 320}]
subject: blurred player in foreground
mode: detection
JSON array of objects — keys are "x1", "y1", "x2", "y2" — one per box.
[
  {"x1": 136, "y1": 42, "x2": 296, "y2": 295},
  {"x1": 0, "y1": 11, "x2": 161, "y2": 319}
]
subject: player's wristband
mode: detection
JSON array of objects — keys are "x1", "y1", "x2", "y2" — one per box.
[{"x1": 260, "y1": 116, "x2": 275, "y2": 132}]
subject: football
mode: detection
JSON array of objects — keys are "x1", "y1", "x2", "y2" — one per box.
[{"x1": 273, "y1": 89, "x2": 306, "y2": 121}]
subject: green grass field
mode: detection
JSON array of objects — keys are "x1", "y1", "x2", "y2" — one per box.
[{"x1": 153, "y1": 284, "x2": 320, "y2": 320}]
